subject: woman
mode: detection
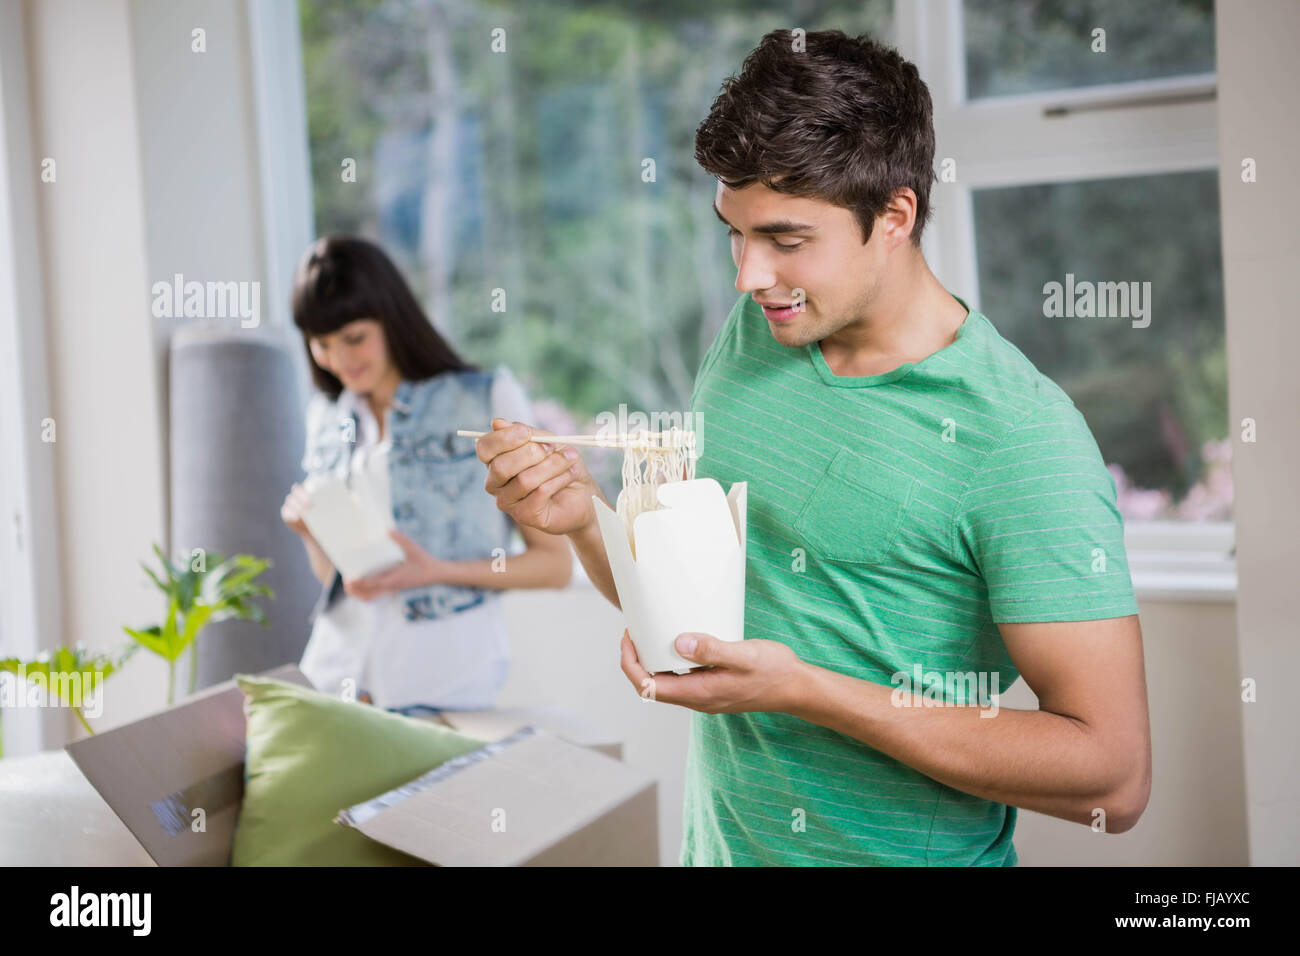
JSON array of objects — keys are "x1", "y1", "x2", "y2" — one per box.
[{"x1": 280, "y1": 235, "x2": 572, "y2": 713}]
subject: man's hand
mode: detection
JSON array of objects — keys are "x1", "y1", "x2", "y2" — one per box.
[
  {"x1": 619, "y1": 629, "x2": 809, "y2": 715},
  {"x1": 343, "y1": 529, "x2": 452, "y2": 600},
  {"x1": 476, "y1": 418, "x2": 602, "y2": 535}
]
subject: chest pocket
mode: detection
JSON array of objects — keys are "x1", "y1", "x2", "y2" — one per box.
[
  {"x1": 794, "y1": 447, "x2": 918, "y2": 566},
  {"x1": 409, "y1": 433, "x2": 481, "y2": 501}
]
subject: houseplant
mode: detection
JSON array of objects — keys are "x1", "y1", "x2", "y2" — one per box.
[
  {"x1": 0, "y1": 644, "x2": 135, "y2": 747},
  {"x1": 123, "y1": 544, "x2": 274, "y2": 706}
]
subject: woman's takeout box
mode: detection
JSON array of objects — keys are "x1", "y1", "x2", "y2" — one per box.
[{"x1": 592, "y1": 478, "x2": 747, "y2": 674}]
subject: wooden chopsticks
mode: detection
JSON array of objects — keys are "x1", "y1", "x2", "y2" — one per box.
[{"x1": 456, "y1": 429, "x2": 692, "y2": 450}]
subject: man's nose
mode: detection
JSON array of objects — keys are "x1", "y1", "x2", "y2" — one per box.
[{"x1": 734, "y1": 242, "x2": 776, "y2": 295}]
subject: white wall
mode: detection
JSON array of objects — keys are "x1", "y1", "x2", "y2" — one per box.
[
  {"x1": 14, "y1": 0, "x2": 309, "y2": 740},
  {"x1": 1011, "y1": 600, "x2": 1247, "y2": 865},
  {"x1": 128, "y1": 0, "x2": 273, "y2": 489},
  {"x1": 22, "y1": 0, "x2": 170, "y2": 740}
]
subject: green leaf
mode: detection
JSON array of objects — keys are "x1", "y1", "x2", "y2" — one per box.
[
  {"x1": 178, "y1": 604, "x2": 214, "y2": 651},
  {"x1": 141, "y1": 562, "x2": 169, "y2": 596},
  {"x1": 176, "y1": 565, "x2": 200, "y2": 614},
  {"x1": 133, "y1": 597, "x2": 187, "y2": 663},
  {"x1": 152, "y1": 543, "x2": 181, "y2": 587},
  {"x1": 123, "y1": 624, "x2": 170, "y2": 658}
]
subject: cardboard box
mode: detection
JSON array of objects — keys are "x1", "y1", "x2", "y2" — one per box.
[
  {"x1": 65, "y1": 664, "x2": 312, "y2": 866},
  {"x1": 429, "y1": 703, "x2": 623, "y2": 760},
  {"x1": 337, "y1": 726, "x2": 657, "y2": 866},
  {"x1": 66, "y1": 666, "x2": 658, "y2": 866}
]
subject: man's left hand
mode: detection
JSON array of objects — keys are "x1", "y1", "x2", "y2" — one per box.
[{"x1": 620, "y1": 630, "x2": 809, "y2": 715}]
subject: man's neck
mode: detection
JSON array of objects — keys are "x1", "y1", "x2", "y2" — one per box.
[{"x1": 819, "y1": 252, "x2": 968, "y2": 378}]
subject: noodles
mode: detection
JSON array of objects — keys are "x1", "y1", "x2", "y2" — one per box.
[{"x1": 614, "y1": 428, "x2": 696, "y2": 558}]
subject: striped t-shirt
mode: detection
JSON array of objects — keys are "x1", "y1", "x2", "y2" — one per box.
[{"x1": 681, "y1": 292, "x2": 1139, "y2": 866}]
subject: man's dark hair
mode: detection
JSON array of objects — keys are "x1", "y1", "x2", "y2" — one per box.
[{"x1": 695, "y1": 29, "x2": 936, "y2": 248}]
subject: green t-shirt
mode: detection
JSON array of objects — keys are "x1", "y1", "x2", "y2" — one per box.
[{"x1": 682, "y1": 293, "x2": 1138, "y2": 866}]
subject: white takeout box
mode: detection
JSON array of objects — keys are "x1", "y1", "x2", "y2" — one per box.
[
  {"x1": 593, "y1": 478, "x2": 747, "y2": 674},
  {"x1": 300, "y1": 472, "x2": 404, "y2": 579}
]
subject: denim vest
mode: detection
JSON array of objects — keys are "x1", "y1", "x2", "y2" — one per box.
[{"x1": 302, "y1": 370, "x2": 511, "y2": 623}]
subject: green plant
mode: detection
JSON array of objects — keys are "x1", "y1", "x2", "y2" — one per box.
[
  {"x1": 123, "y1": 544, "x2": 274, "y2": 706},
  {"x1": 0, "y1": 644, "x2": 136, "y2": 741}
]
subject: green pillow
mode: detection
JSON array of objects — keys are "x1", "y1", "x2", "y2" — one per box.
[{"x1": 231, "y1": 675, "x2": 488, "y2": 866}]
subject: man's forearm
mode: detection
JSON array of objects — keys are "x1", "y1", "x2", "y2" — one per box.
[
  {"x1": 789, "y1": 662, "x2": 1142, "y2": 831},
  {"x1": 569, "y1": 520, "x2": 621, "y2": 610}
]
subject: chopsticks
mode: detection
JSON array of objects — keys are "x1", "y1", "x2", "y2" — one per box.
[{"x1": 456, "y1": 429, "x2": 692, "y2": 450}]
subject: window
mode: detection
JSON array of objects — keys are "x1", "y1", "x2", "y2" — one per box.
[
  {"x1": 963, "y1": 0, "x2": 1215, "y2": 100},
  {"x1": 972, "y1": 170, "x2": 1228, "y2": 523},
  {"x1": 900, "y1": 0, "x2": 1231, "y2": 596},
  {"x1": 298, "y1": 0, "x2": 894, "y2": 495}
]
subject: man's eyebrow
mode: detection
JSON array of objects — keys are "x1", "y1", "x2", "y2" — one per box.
[{"x1": 712, "y1": 202, "x2": 817, "y2": 235}]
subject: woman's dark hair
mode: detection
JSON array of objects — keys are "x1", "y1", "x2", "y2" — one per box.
[
  {"x1": 291, "y1": 235, "x2": 475, "y2": 399},
  {"x1": 694, "y1": 29, "x2": 936, "y2": 248}
]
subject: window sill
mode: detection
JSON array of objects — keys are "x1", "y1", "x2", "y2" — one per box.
[
  {"x1": 1130, "y1": 566, "x2": 1236, "y2": 603},
  {"x1": 1125, "y1": 520, "x2": 1236, "y2": 603}
]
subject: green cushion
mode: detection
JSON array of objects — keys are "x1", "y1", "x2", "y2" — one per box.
[{"x1": 231, "y1": 675, "x2": 488, "y2": 866}]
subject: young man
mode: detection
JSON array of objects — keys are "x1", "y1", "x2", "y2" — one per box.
[{"x1": 475, "y1": 29, "x2": 1150, "y2": 866}]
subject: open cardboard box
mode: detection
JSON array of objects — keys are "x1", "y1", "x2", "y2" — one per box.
[{"x1": 66, "y1": 665, "x2": 658, "y2": 866}]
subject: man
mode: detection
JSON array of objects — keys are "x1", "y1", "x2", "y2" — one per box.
[{"x1": 475, "y1": 29, "x2": 1150, "y2": 866}]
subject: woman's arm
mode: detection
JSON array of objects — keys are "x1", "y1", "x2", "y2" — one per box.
[
  {"x1": 343, "y1": 520, "x2": 574, "y2": 600},
  {"x1": 434, "y1": 520, "x2": 573, "y2": 590},
  {"x1": 299, "y1": 532, "x2": 337, "y2": 588}
]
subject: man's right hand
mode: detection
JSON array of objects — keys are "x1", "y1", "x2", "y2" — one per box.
[{"x1": 477, "y1": 418, "x2": 602, "y2": 536}]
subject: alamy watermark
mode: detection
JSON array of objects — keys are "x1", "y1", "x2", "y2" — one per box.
[
  {"x1": 594, "y1": 404, "x2": 704, "y2": 460},
  {"x1": 1042, "y1": 273, "x2": 1151, "y2": 329},
  {"x1": 0, "y1": 668, "x2": 104, "y2": 718},
  {"x1": 890, "y1": 664, "x2": 1000, "y2": 717},
  {"x1": 50, "y1": 886, "x2": 150, "y2": 936},
  {"x1": 151, "y1": 273, "x2": 260, "y2": 328}
]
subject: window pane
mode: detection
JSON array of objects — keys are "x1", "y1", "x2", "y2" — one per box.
[
  {"x1": 299, "y1": 0, "x2": 893, "y2": 495},
  {"x1": 972, "y1": 171, "x2": 1230, "y2": 521},
  {"x1": 963, "y1": 0, "x2": 1215, "y2": 100}
]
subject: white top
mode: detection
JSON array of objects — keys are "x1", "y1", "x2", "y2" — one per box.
[{"x1": 298, "y1": 367, "x2": 532, "y2": 710}]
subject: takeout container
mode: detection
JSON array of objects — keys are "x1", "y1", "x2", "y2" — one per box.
[
  {"x1": 300, "y1": 472, "x2": 404, "y2": 579},
  {"x1": 592, "y1": 478, "x2": 747, "y2": 674}
]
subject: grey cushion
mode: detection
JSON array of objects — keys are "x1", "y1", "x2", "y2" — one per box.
[{"x1": 169, "y1": 324, "x2": 319, "y2": 688}]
